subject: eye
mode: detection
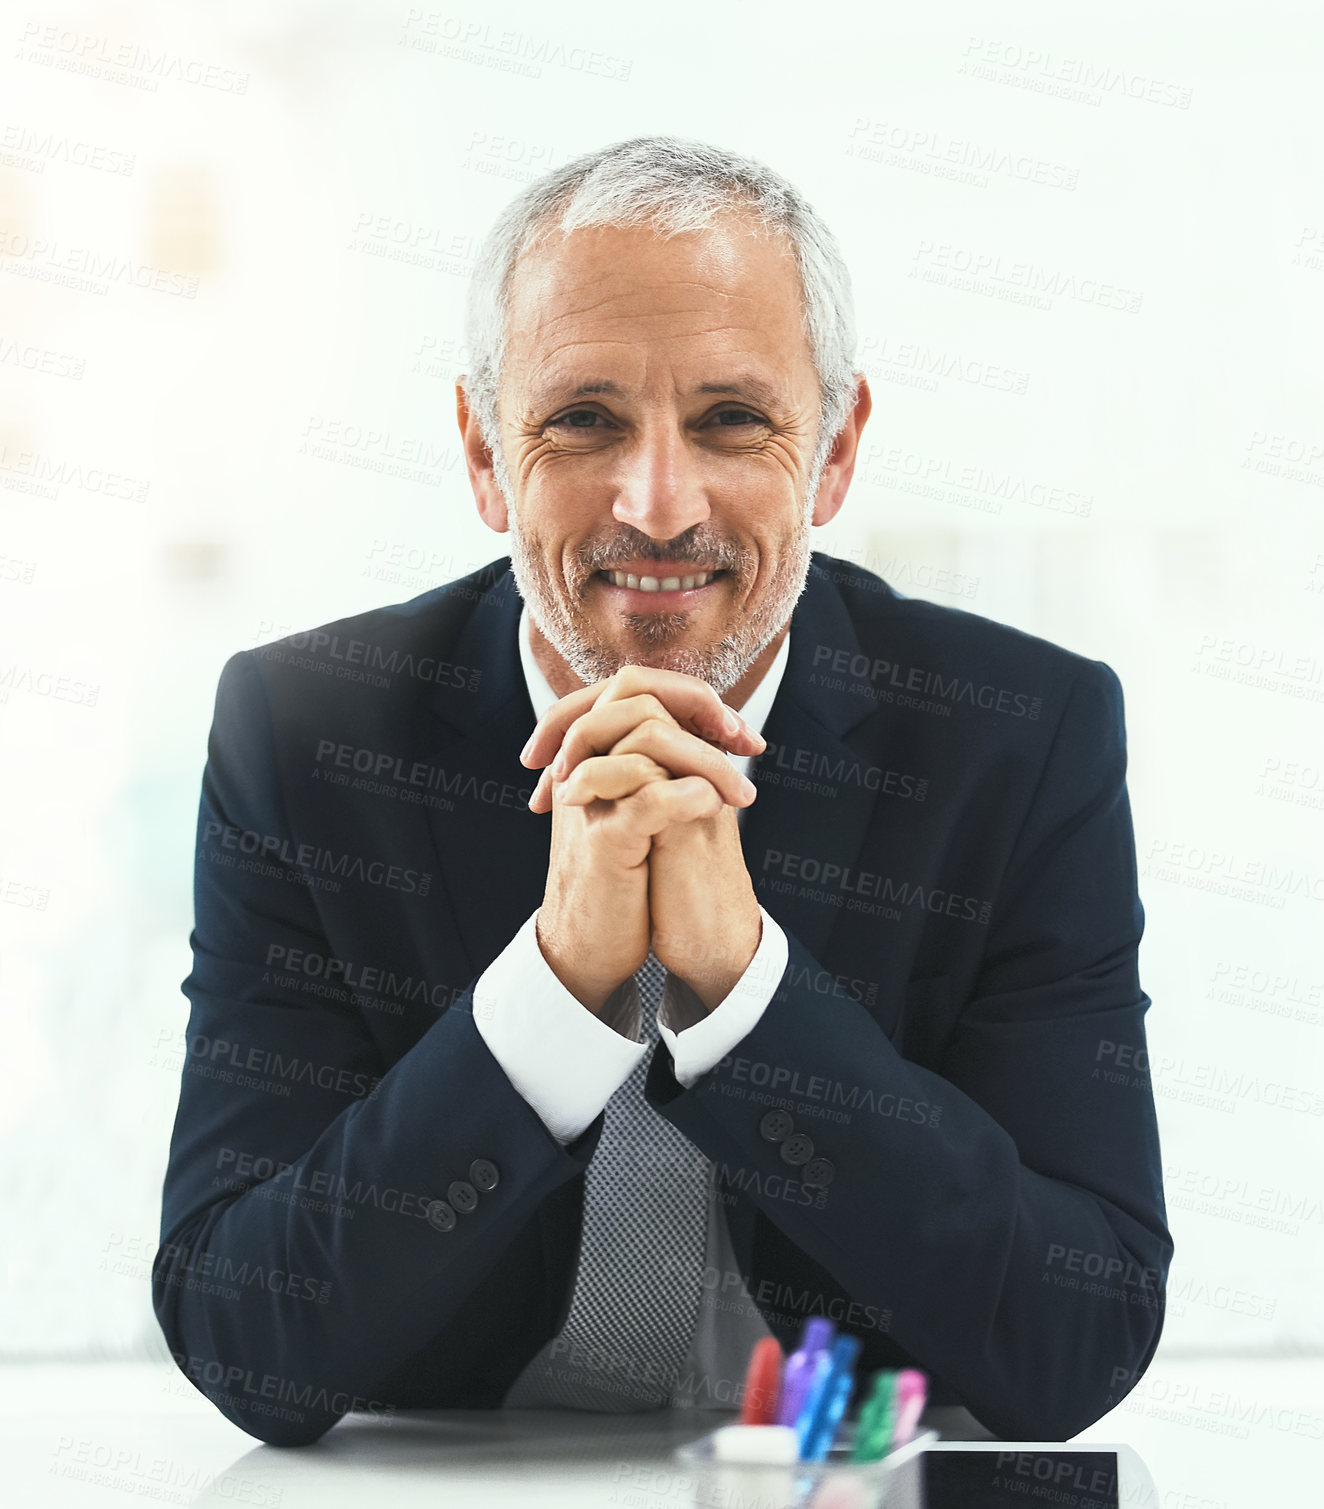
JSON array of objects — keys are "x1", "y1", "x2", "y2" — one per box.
[
  {"x1": 544, "y1": 405, "x2": 769, "y2": 434},
  {"x1": 547, "y1": 408, "x2": 610, "y2": 430}
]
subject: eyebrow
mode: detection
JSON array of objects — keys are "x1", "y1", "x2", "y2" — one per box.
[{"x1": 531, "y1": 376, "x2": 786, "y2": 413}]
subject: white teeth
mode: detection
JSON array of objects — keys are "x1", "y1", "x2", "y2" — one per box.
[{"x1": 606, "y1": 570, "x2": 717, "y2": 592}]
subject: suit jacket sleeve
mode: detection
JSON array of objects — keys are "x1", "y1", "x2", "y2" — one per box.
[
  {"x1": 153, "y1": 650, "x2": 604, "y2": 1446},
  {"x1": 648, "y1": 658, "x2": 1173, "y2": 1440}
]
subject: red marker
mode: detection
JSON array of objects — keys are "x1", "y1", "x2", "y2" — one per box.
[{"x1": 739, "y1": 1337, "x2": 785, "y2": 1425}]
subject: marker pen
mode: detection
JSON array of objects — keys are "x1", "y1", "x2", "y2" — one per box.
[
  {"x1": 775, "y1": 1317, "x2": 835, "y2": 1430},
  {"x1": 848, "y1": 1370, "x2": 899, "y2": 1464},
  {"x1": 891, "y1": 1368, "x2": 928, "y2": 1447},
  {"x1": 738, "y1": 1336, "x2": 784, "y2": 1426},
  {"x1": 798, "y1": 1334, "x2": 863, "y2": 1461}
]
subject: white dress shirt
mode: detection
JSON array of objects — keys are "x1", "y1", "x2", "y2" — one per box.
[{"x1": 474, "y1": 604, "x2": 791, "y2": 1406}]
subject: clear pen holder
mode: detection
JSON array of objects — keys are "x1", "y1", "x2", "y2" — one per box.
[{"x1": 673, "y1": 1426, "x2": 938, "y2": 1509}]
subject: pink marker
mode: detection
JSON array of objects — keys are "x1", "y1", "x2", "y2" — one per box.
[{"x1": 891, "y1": 1369, "x2": 927, "y2": 1447}]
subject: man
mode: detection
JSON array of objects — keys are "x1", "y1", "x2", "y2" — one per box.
[{"x1": 154, "y1": 136, "x2": 1171, "y2": 1446}]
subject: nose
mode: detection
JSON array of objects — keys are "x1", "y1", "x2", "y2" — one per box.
[{"x1": 609, "y1": 414, "x2": 711, "y2": 543}]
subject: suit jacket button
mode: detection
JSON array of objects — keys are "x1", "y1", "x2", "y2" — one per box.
[
  {"x1": 426, "y1": 1199, "x2": 457, "y2": 1233},
  {"x1": 803, "y1": 1157, "x2": 835, "y2": 1188},
  {"x1": 469, "y1": 1158, "x2": 500, "y2": 1192},
  {"x1": 759, "y1": 1110, "x2": 795, "y2": 1143},
  {"x1": 780, "y1": 1133, "x2": 815, "y2": 1166},
  {"x1": 448, "y1": 1180, "x2": 478, "y2": 1214}
]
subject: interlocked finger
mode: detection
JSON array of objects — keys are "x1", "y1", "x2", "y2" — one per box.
[{"x1": 555, "y1": 751, "x2": 672, "y2": 808}]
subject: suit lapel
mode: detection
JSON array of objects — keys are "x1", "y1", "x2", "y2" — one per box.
[
  {"x1": 740, "y1": 560, "x2": 886, "y2": 963},
  {"x1": 414, "y1": 564, "x2": 550, "y2": 985}
]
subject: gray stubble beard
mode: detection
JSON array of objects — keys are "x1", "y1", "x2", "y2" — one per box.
[{"x1": 497, "y1": 441, "x2": 825, "y2": 699}]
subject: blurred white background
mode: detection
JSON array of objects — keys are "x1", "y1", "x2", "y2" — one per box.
[{"x1": 1, "y1": 0, "x2": 1320, "y2": 1450}]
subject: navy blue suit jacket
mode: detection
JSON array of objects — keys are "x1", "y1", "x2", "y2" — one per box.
[{"x1": 154, "y1": 552, "x2": 1171, "y2": 1446}]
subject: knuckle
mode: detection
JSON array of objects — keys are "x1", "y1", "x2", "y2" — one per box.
[
  {"x1": 637, "y1": 778, "x2": 667, "y2": 812},
  {"x1": 694, "y1": 776, "x2": 721, "y2": 810},
  {"x1": 559, "y1": 759, "x2": 592, "y2": 798}
]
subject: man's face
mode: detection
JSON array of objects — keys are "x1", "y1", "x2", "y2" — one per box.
[{"x1": 487, "y1": 212, "x2": 831, "y2": 696}]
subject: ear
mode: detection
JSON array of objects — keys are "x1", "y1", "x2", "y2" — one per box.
[
  {"x1": 456, "y1": 377, "x2": 509, "y2": 532},
  {"x1": 810, "y1": 374, "x2": 872, "y2": 527}
]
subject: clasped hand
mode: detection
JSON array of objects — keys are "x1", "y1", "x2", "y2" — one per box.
[{"x1": 519, "y1": 666, "x2": 766, "y2": 1017}]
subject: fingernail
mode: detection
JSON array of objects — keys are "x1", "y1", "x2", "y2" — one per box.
[
  {"x1": 551, "y1": 749, "x2": 567, "y2": 778},
  {"x1": 723, "y1": 710, "x2": 741, "y2": 738},
  {"x1": 741, "y1": 776, "x2": 757, "y2": 801},
  {"x1": 519, "y1": 735, "x2": 535, "y2": 764}
]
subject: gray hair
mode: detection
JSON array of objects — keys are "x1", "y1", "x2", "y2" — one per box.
[{"x1": 462, "y1": 134, "x2": 859, "y2": 497}]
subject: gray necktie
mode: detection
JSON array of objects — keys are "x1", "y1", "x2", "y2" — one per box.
[{"x1": 504, "y1": 949, "x2": 712, "y2": 1410}]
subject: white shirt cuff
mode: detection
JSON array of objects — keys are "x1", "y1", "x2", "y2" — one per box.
[
  {"x1": 471, "y1": 909, "x2": 647, "y2": 1145},
  {"x1": 658, "y1": 907, "x2": 788, "y2": 1088}
]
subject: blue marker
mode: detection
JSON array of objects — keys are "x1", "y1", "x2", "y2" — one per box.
[{"x1": 797, "y1": 1334, "x2": 862, "y2": 1461}]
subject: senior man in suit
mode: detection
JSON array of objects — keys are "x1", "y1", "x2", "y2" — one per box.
[{"x1": 154, "y1": 135, "x2": 1171, "y2": 1446}]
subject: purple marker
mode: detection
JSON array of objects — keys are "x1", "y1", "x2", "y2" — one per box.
[{"x1": 775, "y1": 1317, "x2": 836, "y2": 1428}]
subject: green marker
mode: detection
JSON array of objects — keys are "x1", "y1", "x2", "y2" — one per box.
[{"x1": 849, "y1": 1369, "x2": 899, "y2": 1463}]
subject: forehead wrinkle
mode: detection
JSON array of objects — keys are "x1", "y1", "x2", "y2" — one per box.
[
  {"x1": 520, "y1": 323, "x2": 791, "y2": 378},
  {"x1": 520, "y1": 337, "x2": 639, "y2": 389},
  {"x1": 524, "y1": 303, "x2": 771, "y2": 349},
  {"x1": 520, "y1": 327, "x2": 783, "y2": 381},
  {"x1": 517, "y1": 269, "x2": 783, "y2": 326}
]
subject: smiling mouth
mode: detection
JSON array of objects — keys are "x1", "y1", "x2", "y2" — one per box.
[{"x1": 596, "y1": 568, "x2": 728, "y2": 596}]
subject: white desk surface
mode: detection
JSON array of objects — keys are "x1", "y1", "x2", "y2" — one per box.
[{"x1": 4, "y1": 1357, "x2": 1319, "y2": 1508}]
